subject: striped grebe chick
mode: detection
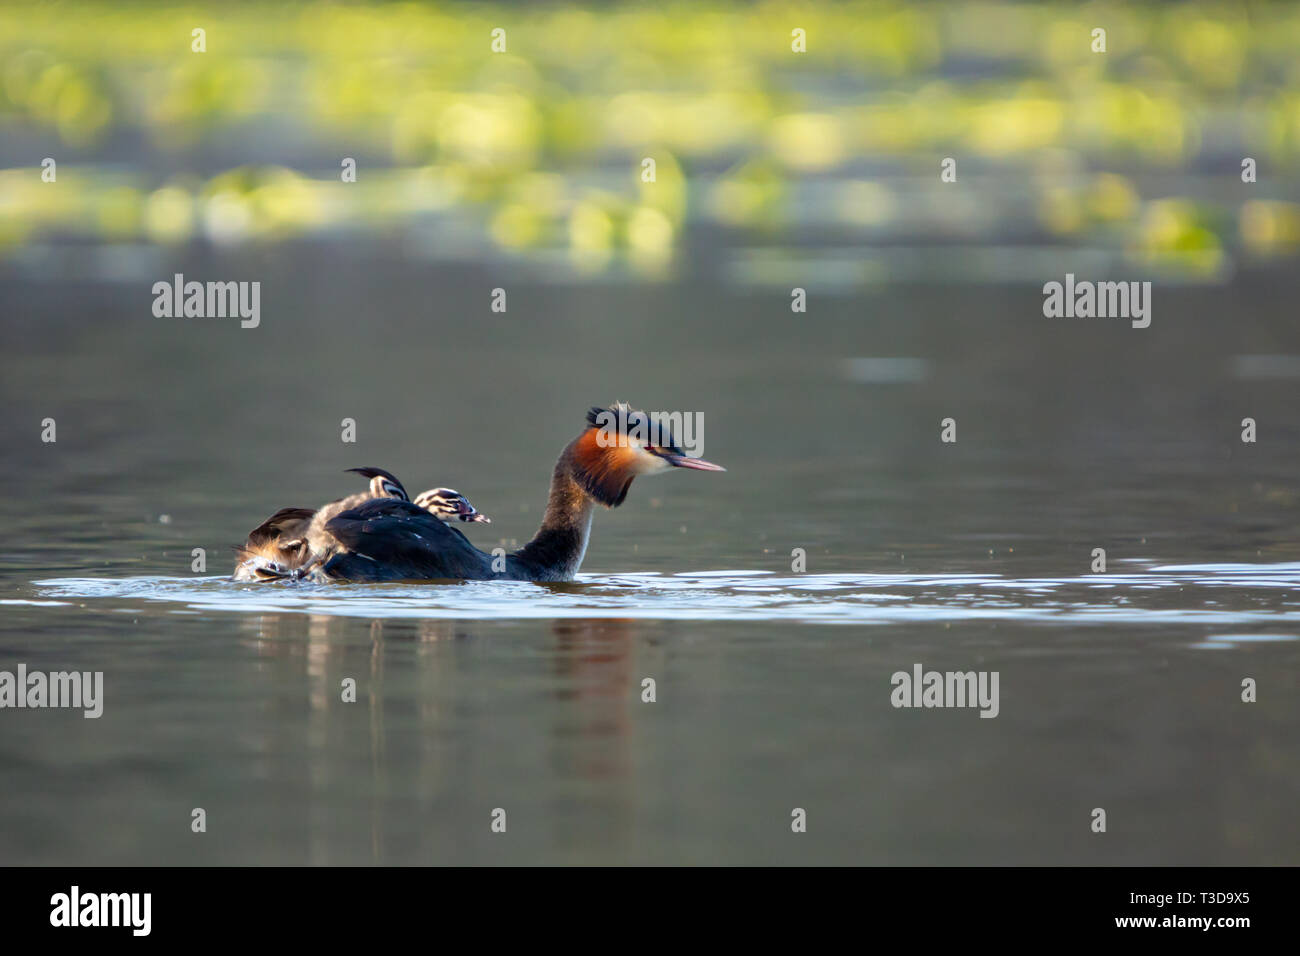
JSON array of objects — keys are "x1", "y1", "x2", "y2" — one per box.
[
  {"x1": 232, "y1": 403, "x2": 723, "y2": 584},
  {"x1": 413, "y1": 487, "x2": 490, "y2": 523}
]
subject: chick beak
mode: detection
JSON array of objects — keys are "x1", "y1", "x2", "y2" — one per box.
[
  {"x1": 663, "y1": 454, "x2": 726, "y2": 472},
  {"x1": 457, "y1": 501, "x2": 491, "y2": 523}
]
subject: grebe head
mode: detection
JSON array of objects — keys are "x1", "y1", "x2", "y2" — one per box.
[
  {"x1": 414, "y1": 488, "x2": 491, "y2": 523},
  {"x1": 345, "y1": 467, "x2": 409, "y2": 501},
  {"x1": 568, "y1": 403, "x2": 726, "y2": 507}
]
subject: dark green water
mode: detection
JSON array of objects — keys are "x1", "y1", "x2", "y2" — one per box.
[{"x1": 2, "y1": 251, "x2": 1299, "y2": 864}]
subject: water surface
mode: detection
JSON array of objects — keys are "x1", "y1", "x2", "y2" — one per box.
[{"x1": 2, "y1": 264, "x2": 1299, "y2": 865}]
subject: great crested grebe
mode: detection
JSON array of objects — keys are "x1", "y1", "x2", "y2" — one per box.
[
  {"x1": 232, "y1": 466, "x2": 486, "y2": 581},
  {"x1": 232, "y1": 403, "x2": 724, "y2": 583}
]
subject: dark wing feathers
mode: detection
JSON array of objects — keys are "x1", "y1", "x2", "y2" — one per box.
[{"x1": 323, "y1": 498, "x2": 490, "y2": 581}]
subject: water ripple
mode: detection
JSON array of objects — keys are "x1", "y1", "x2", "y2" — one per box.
[{"x1": 30, "y1": 563, "x2": 1300, "y2": 626}]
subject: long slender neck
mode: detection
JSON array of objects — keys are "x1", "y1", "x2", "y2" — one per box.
[{"x1": 509, "y1": 451, "x2": 596, "y2": 581}]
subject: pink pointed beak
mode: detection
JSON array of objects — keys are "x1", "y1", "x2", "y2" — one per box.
[{"x1": 664, "y1": 454, "x2": 726, "y2": 472}]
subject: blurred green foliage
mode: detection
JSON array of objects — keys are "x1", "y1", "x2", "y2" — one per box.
[{"x1": 2, "y1": 1, "x2": 1299, "y2": 274}]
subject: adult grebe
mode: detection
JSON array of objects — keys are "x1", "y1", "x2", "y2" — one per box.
[
  {"x1": 233, "y1": 466, "x2": 486, "y2": 581},
  {"x1": 232, "y1": 403, "x2": 724, "y2": 583}
]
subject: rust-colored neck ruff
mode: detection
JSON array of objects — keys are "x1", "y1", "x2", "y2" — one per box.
[{"x1": 567, "y1": 428, "x2": 638, "y2": 507}]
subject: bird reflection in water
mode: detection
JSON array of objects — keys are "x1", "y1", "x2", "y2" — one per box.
[{"x1": 232, "y1": 611, "x2": 655, "y2": 862}]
